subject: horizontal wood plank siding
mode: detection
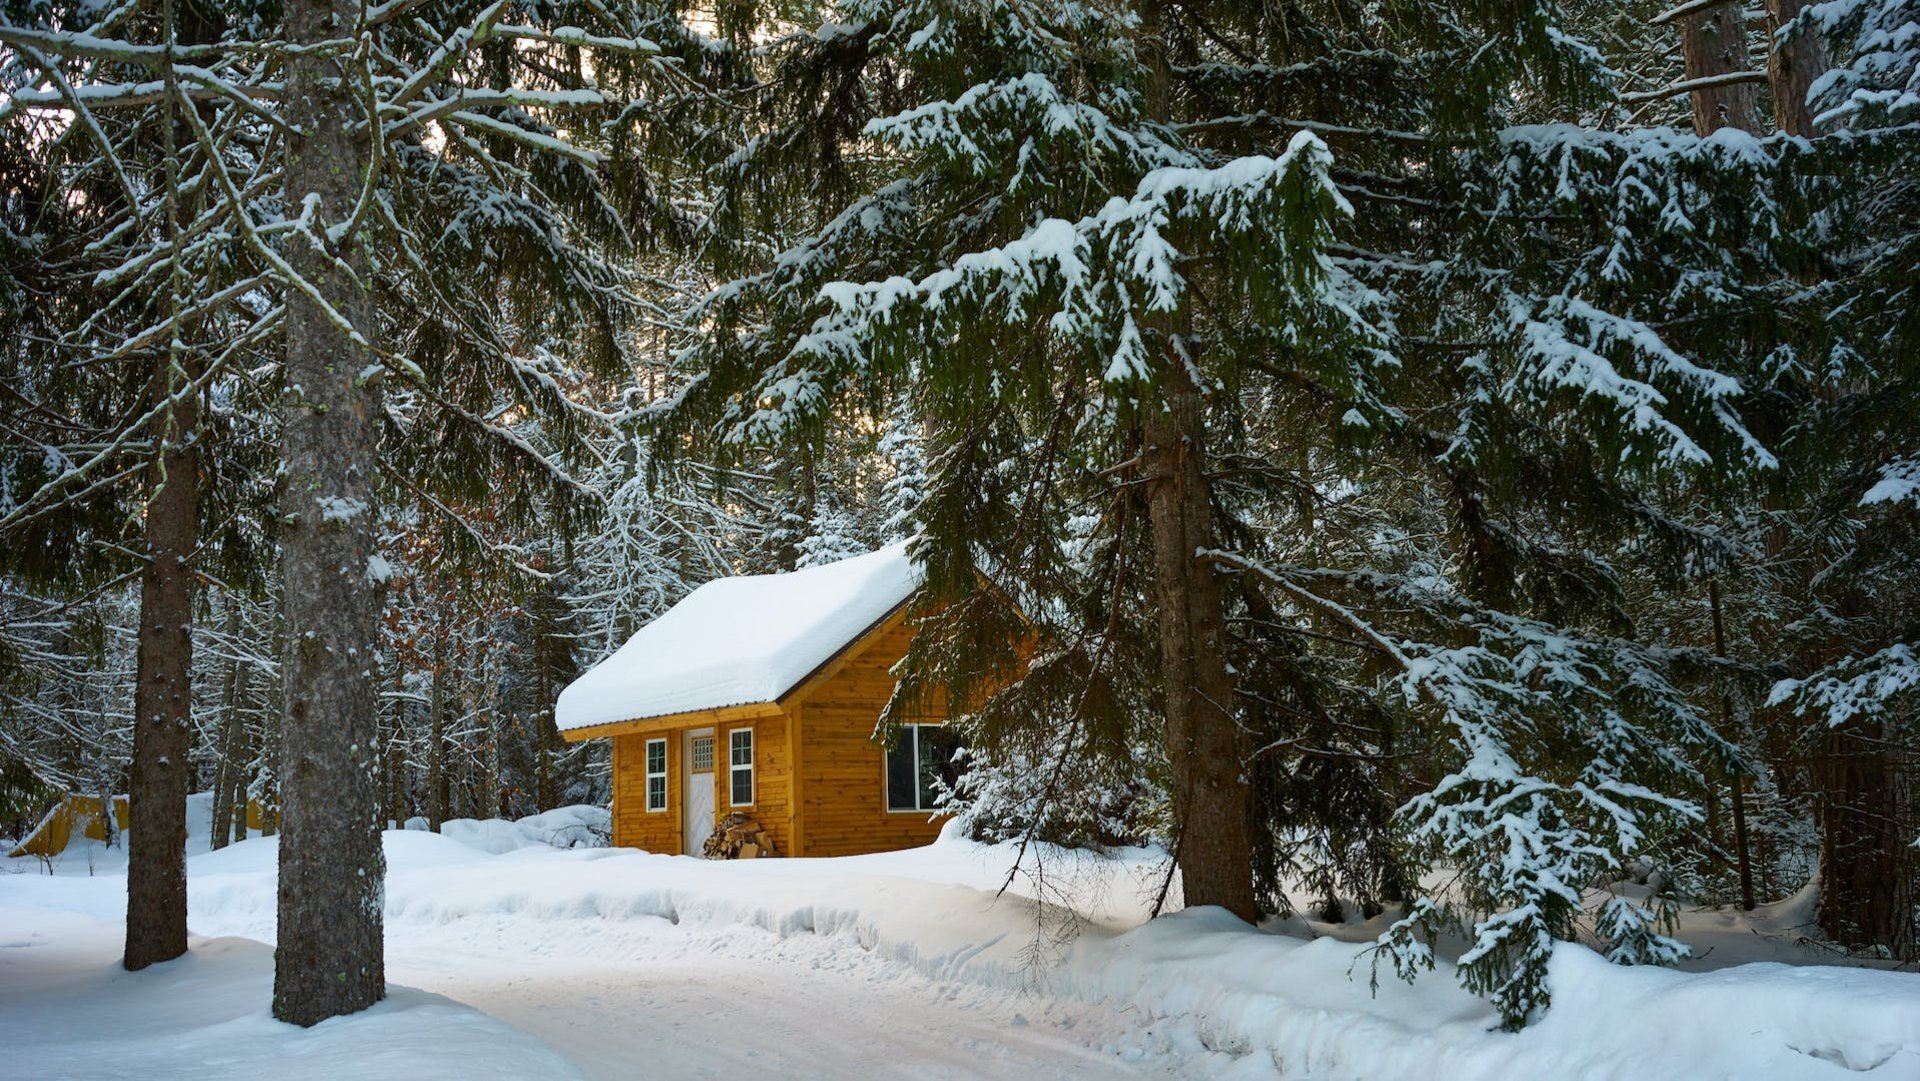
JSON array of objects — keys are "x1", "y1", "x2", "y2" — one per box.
[
  {"x1": 598, "y1": 595, "x2": 1010, "y2": 861},
  {"x1": 721, "y1": 712, "x2": 794, "y2": 857},
  {"x1": 797, "y1": 620, "x2": 949, "y2": 857},
  {"x1": 611, "y1": 733, "x2": 680, "y2": 855}
]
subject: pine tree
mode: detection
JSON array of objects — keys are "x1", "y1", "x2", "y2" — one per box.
[
  {"x1": 654, "y1": 0, "x2": 1825, "y2": 1025},
  {"x1": 877, "y1": 392, "x2": 928, "y2": 542}
]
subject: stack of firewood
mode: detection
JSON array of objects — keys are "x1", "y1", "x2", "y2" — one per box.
[{"x1": 701, "y1": 812, "x2": 778, "y2": 859}]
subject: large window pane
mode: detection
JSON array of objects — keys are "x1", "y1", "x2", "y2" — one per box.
[{"x1": 917, "y1": 725, "x2": 963, "y2": 810}]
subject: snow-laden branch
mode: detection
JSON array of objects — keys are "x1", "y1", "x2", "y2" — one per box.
[
  {"x1": 1204, "y1": 547, "x2": 1708, "y2": 1021},
  {"x1": 734, "y1": 130, "x2": 1375, "y2": 444}
]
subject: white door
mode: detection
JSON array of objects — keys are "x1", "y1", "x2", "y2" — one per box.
[{"x1": 683, "y1": 728, "x2": 716, "y2": 855}]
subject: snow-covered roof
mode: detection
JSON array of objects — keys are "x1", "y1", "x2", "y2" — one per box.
[{"x1": 556, "y1": 543, "x2": 923, "y2": 733}]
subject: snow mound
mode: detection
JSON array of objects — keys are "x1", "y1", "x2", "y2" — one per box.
[
  {"x1": 8, "y1": 806, "x2": 1915, "y2": 1079},
  {"x1": 404, "y1": 805, "x2": 610, "y2": 854},
  {"x1": 362, "y1": 842, "x2": 1920, "y2": 1079},
  {"x1": 0, "y1": 909, "x2": 581, "y2": 1080},
  {"x1": 554, "y1": 542, "x2": 921, "y2": 731}
]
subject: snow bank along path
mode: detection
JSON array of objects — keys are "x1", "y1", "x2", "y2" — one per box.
[
  {"x1": 386, "y1": 833, "x2": 1920, "y2": 1079},
  {"x1": 6, "y1": 810, "x2": 1919, "y2": 1080}
]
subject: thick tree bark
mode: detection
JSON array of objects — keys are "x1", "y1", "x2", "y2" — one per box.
[
  {"x1": 1141, "y1": 359, "x2": 1259, "y2": 923},
  {"x1": 273, "y1": 0, "x2": 386, "y2": 1027},
  {"x1": 1679, "y1": 2, "x2": 1760, "y2": 134},
  {"x1": 124, "y1": 368, "x2": 199, "y2": 971},
  {"x1": 1764, "y1": 0, "x2": 1830, "y2": 137},
  {"x1": 1136, "y1": 0, "x2": 1257, "y2": 924},
  {"x1": 1817, "y1": 724, "x2": 1915, "y2": 956}
]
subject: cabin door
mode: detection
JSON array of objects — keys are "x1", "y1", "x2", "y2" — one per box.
[{"x1": 683, "y1": 728, "x2": 716, "y2": 855}]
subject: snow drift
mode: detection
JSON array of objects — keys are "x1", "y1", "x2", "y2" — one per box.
[{"x1": 6, "y1": 808, "x2": 1915, "y2": 1079}]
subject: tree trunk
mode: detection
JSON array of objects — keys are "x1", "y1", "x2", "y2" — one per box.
[
  {"x1": 124, "y1": 357, "x2": 200, "y2": 971},
  {"x1": 386, "y1": 662, "x2": 406, "y2": 829},
  {"x1": 226, "y1": 717, "x2": 252, "y2": 847},
  {"x1": 272, "y1": 0, "x2": 386, "y2": 1027},
  {"x1": 210, "y1": 605, "x2": 245, "y2": 851},
  {"x1": 388, "y1": 736, "x2": 406, "y2": 830},
  {"x1": 1729, "y1": 771, "x2": 1755, "y2": 909},
  {"x1": 428, "y1": 630, "x2": 447, "y2": 831},
  {"x1": 1679, "y1": 2, "x2": 1760, "y2": 134},
  {"x1": 1708, "y1": 580, "x2": 1756, "y2": 910},
  {"x1": 536, "y1": 744, "x2": 551, "y2": 814},
  {"x1": 1135, "y1": 0, "x2": 1257, "y2": 924},
  {"x1": 255, "y1": 611, "x2": 284, "y2": 839},
  {"x1": 1764, "y1": 0, "x2": 1830, "y2": 137},
  {"x1": 226, "y1": 665, "x2": 256, "y2": 848},
  {"x1": 97, "y1": 770, "x2": 117, "y2": 848},
  {"x1": 1141, "y1": 360, "x2": 1259, "y2": 923},
  {"x1": 1817, "y1": 723, "x2": 1915, "y2": 956}
]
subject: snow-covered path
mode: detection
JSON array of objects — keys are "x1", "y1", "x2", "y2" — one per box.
[
  {"x1": 392, "y1": 917, "x2": 1170, "y2": 1080},
  {"x1": 0, "y1": 893, "x2": 1189, "y2": 1081},
  {"x1": 7, "y1": 805, "x2": 1919, "y2": 1080}
]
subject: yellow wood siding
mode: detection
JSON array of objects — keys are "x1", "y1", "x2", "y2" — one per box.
[
  {"x1": 720, "y1": 713, "x2": 794, "y2": 856},
  {"x1": 797, "y1": 619, "x2": 950, "y2": 857},
  {"x1": 600, "y1": 603, "x2": 1001, "y2": 860},
  {"x1": 611, "y1": 732, "x2": 681, "y2": 854}
]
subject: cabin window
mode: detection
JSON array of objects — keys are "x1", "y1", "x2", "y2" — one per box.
[
  {"x1": 644, "y1": 738, "x2": 668, "y2": 812},
  {"x1": 886, "y1": 724, "x2": 964, "y2": 812},
  {"x1": 690, "y1": 735, "x2": 715, "y2": 773},
  {"x1": 729, "y1": 728, "x2": 754, "y2": 806}
]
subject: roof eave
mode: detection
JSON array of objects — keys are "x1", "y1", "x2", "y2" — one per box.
[{"x1": 557, "y1": 700, "x2": 787, "y2": 742}]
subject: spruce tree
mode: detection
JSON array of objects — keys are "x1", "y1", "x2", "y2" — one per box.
[{"x1": 654, "y1": 0, "x2": 1833, "y2": 1024}]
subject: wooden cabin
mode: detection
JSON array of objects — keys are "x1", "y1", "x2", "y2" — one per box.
[{"x1": 556, "y1": 544, "x2": 967, "y2": 858}]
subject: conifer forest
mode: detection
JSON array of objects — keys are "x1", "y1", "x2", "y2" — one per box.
[{"x1": 2, "y1": 0, "x2": 1918, "y2": 1076}]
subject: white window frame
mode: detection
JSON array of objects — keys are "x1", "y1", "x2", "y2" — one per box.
[
  {"x1": 886, "y1": 723, "x2": 952, "y2": 814},
  {"x1": 728, "y1": 728, "x2": 754, "y2": 807},
  {"x1": 644, "y1": 737, "x2": 668, "y2": 813}
]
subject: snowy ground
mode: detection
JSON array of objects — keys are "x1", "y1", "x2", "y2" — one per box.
[{"x1": 4, "y1": 799, "x2": 1918, "y2": 1080}]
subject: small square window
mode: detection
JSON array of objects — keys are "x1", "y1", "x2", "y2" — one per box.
[{"x1": 691, "y1": 735, "x2": 715, "y2": 773}]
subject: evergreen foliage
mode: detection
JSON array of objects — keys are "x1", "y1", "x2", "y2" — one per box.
[{"x1": 0, "y1": 0, "x2": 1914, "y2": 1033}]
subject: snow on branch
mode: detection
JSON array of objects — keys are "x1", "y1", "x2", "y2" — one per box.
[
  {"x1": 735, "y1": 130, "x2": 1371, "y2": 443},
  {"x1": 1508, "y1": 293, "x2": 1773, "y2": 469},
  {"x1": 1861, "y1": 456, "x2": 1920, "y2": 508},
  {"x1": 1768, "y1": 643, "x2": 1920, "y2": 726},
  {"x1": 1205, "y1": 548, "x2": 1708, "y2": 1025}
]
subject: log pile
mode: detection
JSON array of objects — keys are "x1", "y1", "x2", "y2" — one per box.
[{"x1": 701, "y1": 811, "x2": 779, "y2": 859}]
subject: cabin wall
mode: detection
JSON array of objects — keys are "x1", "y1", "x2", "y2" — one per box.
[
  {"x1": 717, "y1": 712, "x2": 794, "y2": 857},
  {"x1": 611, "y1": 733, "x2": 681, "y2": 854},
  {"x1": 798, "y1": 619, "x2": 949, "y2": 857},
  {"x1": 612, "y1": 716, "x2": 796, "y2": 857}
]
